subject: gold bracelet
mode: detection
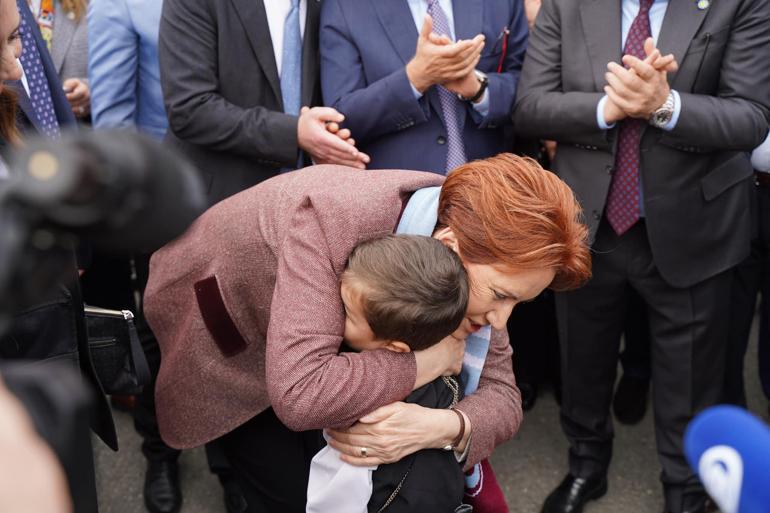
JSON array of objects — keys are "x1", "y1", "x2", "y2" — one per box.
[{"x1": 445, "y1": 408, "x2": 465, "y2": 451}]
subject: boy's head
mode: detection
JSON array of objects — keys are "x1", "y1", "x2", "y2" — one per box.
[{"x1": 340, "y1": 234, "x2": 469, "y2": 353}]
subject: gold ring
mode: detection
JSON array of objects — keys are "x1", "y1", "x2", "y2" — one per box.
[{"x1": 359, "y1": 447, "x2": 368, "y2": 458}]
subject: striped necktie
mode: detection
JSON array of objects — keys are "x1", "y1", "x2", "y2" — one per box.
[{"x1": 426, "y1": 0, "x2": 467, "y2": 174}]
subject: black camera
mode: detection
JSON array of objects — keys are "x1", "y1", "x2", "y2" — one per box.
[{"x1": 0, "y1": 131, "x2": 205, "y2": 512}]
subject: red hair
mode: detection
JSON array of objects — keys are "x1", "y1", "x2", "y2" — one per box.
[{"x1": 437, "y1": 153, "x2": 591, "y2": 291}]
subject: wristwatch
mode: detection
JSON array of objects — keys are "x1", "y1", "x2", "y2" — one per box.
[
  {"x1": 649, "y1": 91, "x2": 675, "y2": 128},
  {"x1": 457, "y1": 70, "x2": 488, "y2": 103}
]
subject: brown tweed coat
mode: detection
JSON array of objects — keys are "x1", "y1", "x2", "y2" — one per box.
[{"x1": 144, "y1": 165, "x2": 523, "y2": 467}]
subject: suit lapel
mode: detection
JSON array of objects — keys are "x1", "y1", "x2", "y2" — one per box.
[
  {"x1": 301, "y1": 0, "x2": 320, "y2": 107},
  {"x1": 656, "y1": 0, "x2": 708, "y2": 87},
  {"x1": 452, "y1": 0, "x2": 482, "y2": 42},
  {"x1": 51, "y1": 11, "x2": 76, "y2": 74},
  {"x1": 371, "y1": 0, "x2": 419, "y2": 66},
  {"x1": 579, "y1": 0, "x2": 622, "y2": 92},
  {"x1": 7, "y1": 81, "x2": 44, "y2": 134},
  {"x1": 229, "y1": 0, "x2": 283, "y2": 108}
]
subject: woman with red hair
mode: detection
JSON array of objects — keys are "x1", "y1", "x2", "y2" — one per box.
[{"x1": 144, "y1": 153, "x2": 591, "y2": 512}]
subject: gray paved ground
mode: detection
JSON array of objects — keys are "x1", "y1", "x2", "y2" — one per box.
[{"x1": 94, "y1": 319, "x2": 769, "y2": 513}]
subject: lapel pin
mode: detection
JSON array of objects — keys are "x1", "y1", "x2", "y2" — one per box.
[{"x1": 697, "y1": 0, "x2": 709, "y2": 10}]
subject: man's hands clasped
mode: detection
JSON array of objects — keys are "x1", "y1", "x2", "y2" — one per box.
[
  {"x1": 297, "y1": 106, "x2": 370, "y2": 169},
  {"x1": 603, "y1": 38, "x2": 679, "y2": 125}
]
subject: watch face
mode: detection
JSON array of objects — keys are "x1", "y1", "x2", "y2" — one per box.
[{"x1": 654, "y1": 110, "x2": 673, "y2": 126}]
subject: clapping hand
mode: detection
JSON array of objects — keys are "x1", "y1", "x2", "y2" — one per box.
[
  {"x1": 406, "y1": 15, "x2": 485, "y2": 95},
  {"x1": 602, "y1": 38, "x2": 679, "y2": 124}
]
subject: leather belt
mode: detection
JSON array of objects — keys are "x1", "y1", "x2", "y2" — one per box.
[{"x1": 755, "y1": 171, "x2": 770, "y2": 188}]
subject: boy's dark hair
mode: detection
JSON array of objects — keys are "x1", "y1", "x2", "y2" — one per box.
[{"x1": 343, "y1": 234, "x2": 469, "y2": 351}]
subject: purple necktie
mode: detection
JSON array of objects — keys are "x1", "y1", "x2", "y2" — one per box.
[
  {"x1": 426, "y1": 0, "x2": 467, "y2": 174},
  {"x1": 18, "y1": 5, "x2": 60, "y2": 139},
  {"x1": 605, "y1": 0, "x2": 653, "y2": 236}
]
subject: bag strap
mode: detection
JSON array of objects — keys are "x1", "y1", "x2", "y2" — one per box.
[{"x1": 126, "y1": 318, "x2": 151, "y2": 388}]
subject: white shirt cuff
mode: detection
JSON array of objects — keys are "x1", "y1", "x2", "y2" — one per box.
[
  {"x1": 597, "y1": 95, "x2": 615, "y2": 130},
  {"x1": 470, "y1": 89, "x2": 490, "y2": 117},
  {"x1": 752, "y1": 131, "x2": 770, "y2": 173}
]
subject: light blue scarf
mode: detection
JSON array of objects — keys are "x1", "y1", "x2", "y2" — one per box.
[{"x1": 396, "y1": 186, "x2": 491, "y2": 489}]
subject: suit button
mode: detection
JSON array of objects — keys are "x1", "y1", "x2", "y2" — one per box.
[
  {"x1": 437, "y1": 135, "x2": 446, "y2": 145},
  {"x1": 592, "y1": 210, "x2": 601, "y2": 221},
  {"x1": 605, "y1": 165, "x2": 614, "y2": 174}
]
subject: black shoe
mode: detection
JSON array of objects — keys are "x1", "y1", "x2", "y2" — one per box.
[
  {"x1": 144, "y1": 460, "x2": 182, "y2": 513},
  {"x1": 541, "y1": 474, "x2": 607, "y2": 513},
  {"x1": 222, "y1": 478, "x2": 248, "y2": 513},
  {"x1": 663, "y1": 493, "x2": 716, "y2": 513},
  {"x1": 612, "y1": 374, "x2": 649, "y2": 425},
  {"x1": 520, "y1": 382, "x2": 538, "y2": 411}
]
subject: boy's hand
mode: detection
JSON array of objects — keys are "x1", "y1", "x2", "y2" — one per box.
[{"x1": 413, "y1": 334, "x2": 465, "y2": 390}]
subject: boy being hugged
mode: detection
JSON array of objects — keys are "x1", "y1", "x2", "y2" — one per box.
[{"x1": 307, "y1": 234, "x2": 471, "y2": 513}]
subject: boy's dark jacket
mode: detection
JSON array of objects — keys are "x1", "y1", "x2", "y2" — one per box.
[{"x1": 368, "y1": 377, "x2": 465, "y2": 512}]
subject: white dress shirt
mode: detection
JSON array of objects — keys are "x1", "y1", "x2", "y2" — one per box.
[{"x1": 263, "y1": 0, "x2": 307, "y2": 77}]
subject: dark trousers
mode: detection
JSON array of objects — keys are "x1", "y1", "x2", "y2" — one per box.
[
  {"x1": 618, "y1": 290, "x2": 651, "y2": 381},
  {"x1": 556, "y1": 220, "x2": 731, "y2": 511},
  {"x1": 724, "y1": 184, "x2": 770, "y2": 405},
  {"x1": 219, "y1": 408, "x2": 323, "y2": 513}
]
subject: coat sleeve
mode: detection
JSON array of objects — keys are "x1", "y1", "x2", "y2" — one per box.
[
  {"x1": 457, "y1": 327, "x2": 522, "y2": 469},
  {"x1": 88, "y1": 0, "x2": 139, "y2": 129},
  {"x1": 158, "y1": 0, "x2": 298, "y2": 164},
  {"x1": 319, "y1": 0, "x2": 431, "y2": 145},
  {"x1": 511, "y1": 0, "x2": 610, "y2": 148},
  {"x1": 266, "y1": 198, "x2": 418, "y2": 431},
  {"x1": 661, "y1": 0, "x2": 770, "y2": 152}
]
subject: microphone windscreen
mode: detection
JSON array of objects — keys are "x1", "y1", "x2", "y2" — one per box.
[{"x1": 684, "y1": 405, "x2": 770, "y2": 513}]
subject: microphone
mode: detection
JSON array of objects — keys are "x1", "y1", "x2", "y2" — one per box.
[{"x1": 684, "y1": 405, "x2": 770, "y2": 513}]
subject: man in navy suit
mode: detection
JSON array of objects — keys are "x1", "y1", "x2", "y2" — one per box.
[{"x1": 320, "y1": 0, "x2": 528, "y2": 174}]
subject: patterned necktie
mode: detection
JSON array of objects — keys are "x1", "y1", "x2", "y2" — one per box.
[
  {"x1": 18, "y1": 4, "x2": 60, "y2": 138},
  {"x1": 281, "y1": 0, "x2": 302, "y2": 116},
  {"x1": 426, "y1": 0, "x2": 467, "y2": 174},
  {"x1": 605, "y1": 0, "x2": 653, "y2": 236}
]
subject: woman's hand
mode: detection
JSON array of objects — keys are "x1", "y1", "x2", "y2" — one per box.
[
  {"x1": 412, "y1": 333, "x2": 465, "y2": 390},
  {"x1": 326, "y1": 401, "x2": 466, "y2": 467},
  {"x1": 62, "y1": 78, "x2": 90, "y2": 118}
]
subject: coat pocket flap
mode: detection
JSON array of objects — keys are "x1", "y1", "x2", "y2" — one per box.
[{"x1": 701, "y1": 153, "x2": 753, "y2": 201}]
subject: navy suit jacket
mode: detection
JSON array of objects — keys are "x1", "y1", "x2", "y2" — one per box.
[
  {"x1": 320, "y1": 0, "x2": 527, "y2": 174},
  {"x1": 11, "y1": 0, "x2": 76, "y2": 133}
]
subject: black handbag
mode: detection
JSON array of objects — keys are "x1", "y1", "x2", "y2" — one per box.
[{"x1": 85, "y1": 305, "x2": 150, "y2": 395}]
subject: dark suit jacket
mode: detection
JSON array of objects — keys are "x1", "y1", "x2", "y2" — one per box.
[
  {"x1": 159, "y1": 0, "x2": 322, "y2": 206},
  {"x1": 144, "y1": 167, "x2": 522, "y2": 468},
  {"x1": 513, "y1": 0, "x2": 770, "y2": 288},
  {"x1": 320, "y1": 0, "x2": 527, "y2": 173}
]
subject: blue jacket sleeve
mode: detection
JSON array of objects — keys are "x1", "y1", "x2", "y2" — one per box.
[
  {"x1": 319, "y1": 0, "x2": 430, "y2": 145},
  {"x1": 87, "y1": 0, "x2": 139, "y2": 129}
]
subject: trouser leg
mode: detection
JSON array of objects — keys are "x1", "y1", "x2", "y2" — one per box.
[
  {"x1": 557, "y1": 221, "x2": 629, "y2": 478},
  {"x1": 722, "y1": 248, "x2": 760, "y2": 407},
  {"x1": 218, "y1": 408, "x2": 323, "y2": 513},
  {"x1": 627, "y1": 231, "x2": 732, "y2": 511},
  {"x1": 619, "y1": 289, "x2": 651, "y2": 381},
  {"x1": 756, "y1": 187, "x2": 770, "y2": 401}
]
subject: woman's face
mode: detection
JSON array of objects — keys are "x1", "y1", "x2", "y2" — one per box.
[
  {"x1": 433, "y1": 227, "x2": 555, "y2": 339},
  {"x1": 0, "y1": 0, "x2": 22, "y2": 87}
]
